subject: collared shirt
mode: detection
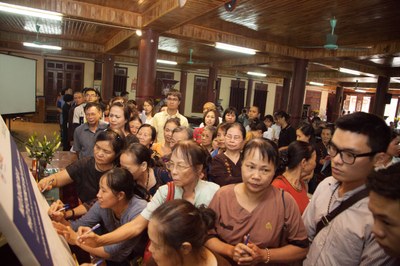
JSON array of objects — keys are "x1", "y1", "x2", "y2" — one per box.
[
  {"x1": 72, "y1": 103, "x2": 86, "y2": 124},
  {"x1": 303, "y1": 176, "x2": 397, "y2": 265},
  {"x1": 151, "y1": 110, "x2": 189, "y2": 143},
  {"x1": 73, "y1": 121, "x2": 108, "y2": 158}
]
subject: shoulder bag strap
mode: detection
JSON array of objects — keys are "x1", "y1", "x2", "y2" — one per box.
[
  {"x1": 315, "y1": 188, "x2": 368, "y2": 237},
  {"x1": 166, "y1": 181, "x2": 175, "y2": 201}
]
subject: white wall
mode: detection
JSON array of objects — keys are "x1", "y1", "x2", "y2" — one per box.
[
  {"x1": 8, "y1": 53, "x2": 331, "y2": 119},
  {"x1": 304, "y1": 85, "x2": 331, "y2": 121},
  {"x1": 6, "y1": 53, "x2": 95, "y2": 96}
]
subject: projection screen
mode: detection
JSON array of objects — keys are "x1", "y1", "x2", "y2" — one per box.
[{"x1": 0, "y1": 54, "x2": 36, "y2": 115}]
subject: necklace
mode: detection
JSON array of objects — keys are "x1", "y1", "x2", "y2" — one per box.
[
  {"x1": 282, "y1": 175, "x2": 302, "y2": 192},
  {"x1": 327, "y1": 184, "x2": 340, "y2": 213},
  {"x1": 95, "y1": 162, "x2": 112, "y2": 172}
]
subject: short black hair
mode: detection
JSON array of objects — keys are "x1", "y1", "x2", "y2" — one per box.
[
  {"x1": 367, "y1": 163, "x2": 400, "y2": 200},
  {"x1": 335, "y1": 112, "x2": 391, "y2": 153}
]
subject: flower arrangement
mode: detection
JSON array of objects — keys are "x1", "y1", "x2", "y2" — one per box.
[{"x1": 25, "y1": 132, "x2": 61, "y2": 164}]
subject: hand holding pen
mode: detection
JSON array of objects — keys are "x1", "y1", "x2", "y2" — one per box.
[
  {"x1": 38, "y1": 177, "x2": 55, "y2": 192},
  {"x1": 48, "y1": 200, "x2": 69, "y2": 221},
  {"x1": 77, "y1": 223, "x2": 101, "y2": 241}
]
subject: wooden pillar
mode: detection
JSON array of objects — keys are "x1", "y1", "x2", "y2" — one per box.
[
  {"x1": 179, "y1": 70, "x2": 188, "y2": 115},
  {"x1": 136, "y1": 29, "x2": 159, "y2": 106},
  {"x1": 288, "y1": 59, "x2": 308, "y2": 128},
  {"x1": 280, "y1": 77, "x2": 291, "y2": 112},
  {"x1": 207, "y1": 67, "x2": 218, "y2": 103},
  {"x1": 372, "y1": 75, "x2": 390, "y2": 118},
  {"x1": 246, "y1": 78, "x2": 253, "y2": 107},
  {"x1": 333, "y1": 86, "x2": 344, "y2": 121},
  {"x1": 101, "y1": 54, "x2": 114, "y2": 102}
]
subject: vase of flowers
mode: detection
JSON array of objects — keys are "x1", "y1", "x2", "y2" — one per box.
[{"x1": 25, "y1": 132, "x2": 61, "y2": 179}]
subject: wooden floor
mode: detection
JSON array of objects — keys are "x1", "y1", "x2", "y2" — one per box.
[{"x1": 7, "y1": 119, "x2": 60, "y2": 152}]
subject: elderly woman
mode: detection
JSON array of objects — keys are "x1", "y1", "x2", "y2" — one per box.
[
  {"x1": 77, "y1": 140, "x2": 220, "y2": 247},
  {"x1": 206, "y1": 138, "x2": 309, "y2": 265},
  {"x1": 273, "y1": 141, "x2": 316, "y2": 214}
]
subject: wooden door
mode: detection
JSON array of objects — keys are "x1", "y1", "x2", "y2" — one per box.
[
  {"x1": 44, "y1": 60, "x2": 84, "y2": 122},
  {"x1": 229, "y1": 79, "x2": 245, "y2": 113},
  {"x1": 253, "y1": 83, "x2": 268, "y2": 117},
  {"x1": 191, "y1": 76, "x2": 208, "y2": 113}
]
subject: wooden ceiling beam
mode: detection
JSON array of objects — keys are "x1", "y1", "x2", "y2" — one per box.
[
  {"x1": 166, "y1": 24, "x2": 305, "y2": 58},
  {"x1": 142, "y1": 0, "x2": 227, "y2": 32},
  {"x1": 310, "y1": 60, "x2": 387, "y2": 77},
  {"x1": 1, "y1": 0, "x2": 142, "y2": 29},
  {"x1": 0, "y1": 31, "x2": 104, "y2": 53},
  {"x1": 339, "y1": 82, "x2": 400, "y2": 89},
  {"x1": 215, "y1": 55, "x2": 276, "y2": 67},
  {"x1": 104, "y1": 30, "x2": 137, "y2": 54},
  {"x1": 305, "y1": 40, "x2": 400, "y2": 60}
]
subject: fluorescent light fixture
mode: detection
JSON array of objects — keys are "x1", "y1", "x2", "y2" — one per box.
[
  {"x1": 247, "y1": 71, "x2": 266, "y2": 77},
  {"x1": 156, "y1": 59, "x2": 177, "y2": 65},
  {"x1": 215, "y1": 42, "x2": 256, "y2": 55},
  {"x1": 339, "y1": 67, "x2": 361, "y2": 76},
  {"x1": 0, "y1": 2, "x2": 63, "y2": 21},
  {"x1": 23, "y1": 42, "x2": 62, "y2": 50},
  {"x1": 309, "y1": 81, "x2": 324, "y2": 86},
  {"x1": 355, "y1": 89, "x2": 366, "y2": 93}
]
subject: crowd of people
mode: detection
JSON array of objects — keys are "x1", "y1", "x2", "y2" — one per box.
[{"x1": 40, "y1": 87, "x2": 400, "y2": 266}]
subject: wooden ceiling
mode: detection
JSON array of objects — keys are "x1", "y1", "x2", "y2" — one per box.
[{"x1": 0, "y1": 0, "x2": 400, "y2": 90}]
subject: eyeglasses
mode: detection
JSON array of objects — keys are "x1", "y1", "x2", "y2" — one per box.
[
  {"x1": 327, "y1": 142, "x2": 377, "y2": 165},
  {"x1": 167, "y1": 97, "x2": 179, "y2": 102},
  {"x1": 165, "y1": 161, "x2": 191, "y2": 172},
  {"x1": 225, "y1": 134, "x2": 243, "y2": 141}
]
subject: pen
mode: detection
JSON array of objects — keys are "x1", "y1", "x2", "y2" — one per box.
[
  {"x1": 41, "y1": 179, "x2": 55, "y2": 193},
  {"x1": 94, "y1": 259, "x2": 103, "y2": 266},
  {"x1": 244, "y1": 233, "x2": 250, "y2": 245},
  {"x1": 78, "y1": 223, "x2": 101, "y2": 239},
  {"x1": 55, "y1": 204, "x2": 70, "y2": 213}
]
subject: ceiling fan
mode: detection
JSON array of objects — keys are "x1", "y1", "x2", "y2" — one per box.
[
  {"x1": 23, "y1": 24, "x2": 62, "y2": 50},
  {"x1": 185, "y1": 48, "x2": 210, "y2": 66},
  {"x1": 300, "y1": 18, "x2": 370, "y2": 51}
]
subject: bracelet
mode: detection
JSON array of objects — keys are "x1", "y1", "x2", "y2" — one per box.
[
  {"x1": 65, "y1": 209, "x2": 75, "y2": 220},
  {"x1": 264, "y1": 248, "x2": 271, "y2": 264}
]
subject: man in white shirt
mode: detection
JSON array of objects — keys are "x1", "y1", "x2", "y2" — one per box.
[
  {"x1": 151, "y1": 89, "x2": 189, "y2": 143},
  {"x1": 303, "y1": 112, "x2": 397, "y2": 265}
]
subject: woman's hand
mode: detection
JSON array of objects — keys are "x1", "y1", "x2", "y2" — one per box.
[
  {"x1": 237, "y1": 243, "x2": 267, "y2": 265},
  {"x1": 52, "y1": 221, "x2": 78, "y2": 245},
  {"x1": 37, "y1": 177, "x2": 52, "y2": 192},
  {"x1": 48, "y1": 200, "x2": 66, "y2": 221},
  {"x1": 77, "y1": 226, "x2": 101, "y2": 247},
  {"x1": 232, "y1": 242, "x2": 254, "y2": 265}
]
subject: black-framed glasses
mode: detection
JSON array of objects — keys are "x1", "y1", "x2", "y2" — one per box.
[{"x1": 327, "y1": 142, "x2": 377, "y2": 165}]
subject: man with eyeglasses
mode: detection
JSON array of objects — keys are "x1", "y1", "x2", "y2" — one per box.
[
  {"x1": 72, "y1": 88, "x2": 101, "y2": 126},
  {"x1": 302, "y1": 112, "x2": 397, "y2": 265},
  {"x1": 151, "y1": 89, "x2": 189, "y2": 143}
]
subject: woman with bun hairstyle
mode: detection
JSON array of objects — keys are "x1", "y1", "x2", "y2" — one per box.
[
  {"x1": 148, "y1": 199, "x2": 231, "y2": 266},
  {"x1": 272, "y1": 141, "x2": 316, "y2": 214},
  {"x1": 120, "y1": 142, "x2": 172, "y2": 196}
]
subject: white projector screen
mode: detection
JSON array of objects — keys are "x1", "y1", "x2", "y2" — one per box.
[{"x1": 0, "y1": 54, "x2": 36, "y2": 115}]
